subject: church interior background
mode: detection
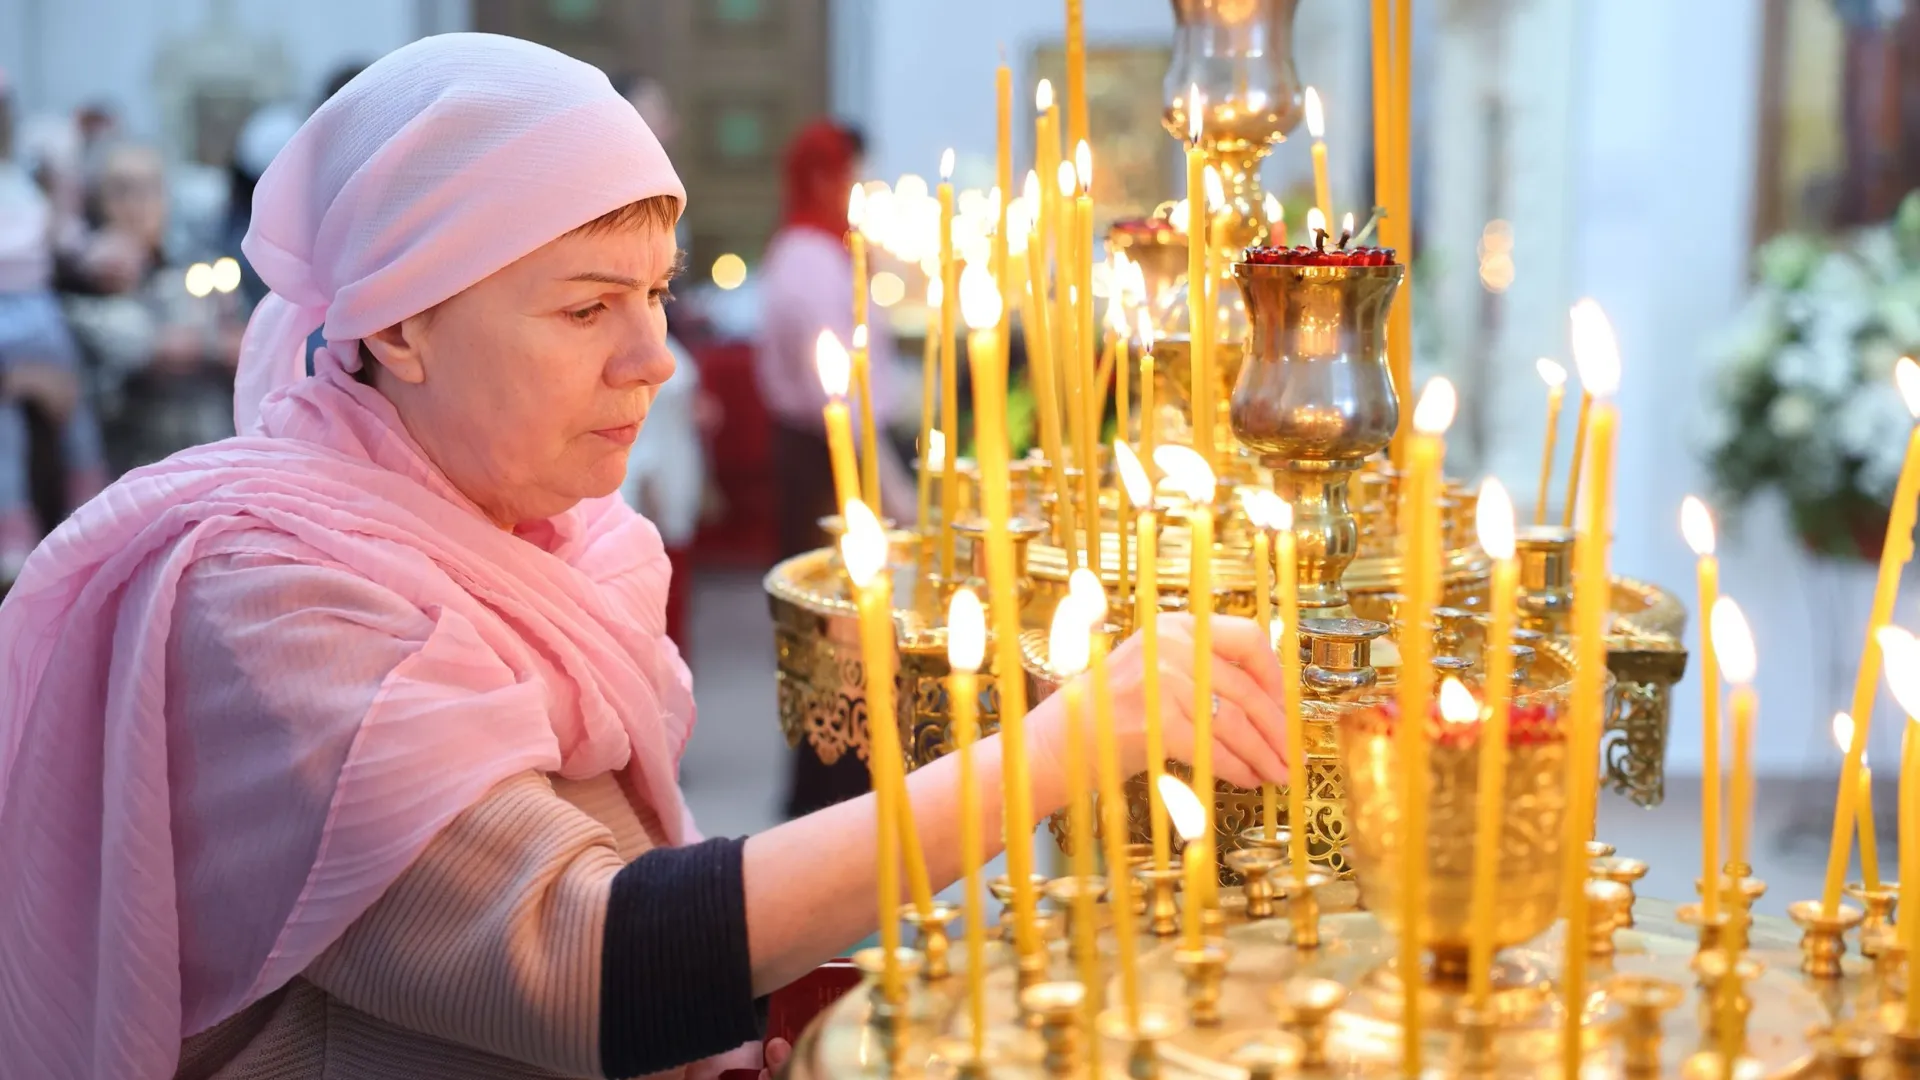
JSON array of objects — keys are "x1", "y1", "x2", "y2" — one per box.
[{"x1": 4, "y1": 0, "x2": 1919, "y2": 918}]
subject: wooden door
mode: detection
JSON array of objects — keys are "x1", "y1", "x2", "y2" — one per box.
[{"x1": 472, "y1": 0, "x2": 831, "y2": 272}]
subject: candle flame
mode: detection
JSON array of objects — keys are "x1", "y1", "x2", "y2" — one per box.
[
  {"x1": 1106, "y1": 294, "x2": 1129, "y2": 334},
  {"x1": 1476, "y1": 477, "x2": 1516, "y2": 560},
  {"x1": 959, "y1": 263, "x2": 1002, "y2": 330},
  {"x1": 1203, "y1": 165, "x2": 1224, "y2": 211},
  {"x1": 1057, "y1": 160, "x2": 1077, "y2": 198},
  {"x1": 1156, "y1": 774, "x2": 1206, "y2": 842},
  {"x1": 814, "y1": 330, "x2": 851, "y2": 397},
  {"x1": 1413, "y1": 377, "x2": 1458, "y2": 436},
  {"x1": 1304, "y1": 87, "x2": 1326, "y2": 138},
  {"x1": 1570, "y1": 299, "x2": 1622, "y2": 398},
  {"x1": 1680, "y1": 495, "x2": 1716, "y2": 557},
  {"x1": 1036, "y1": 78, "x2": 1055, "y2": 112},
  {"x1": 1536, "y1": 357, "x2": 1567, "y2": 389},
  {"x1": 1170, "y1": 199, "x2": 1190, "y2": 232},
  {"x1": 1897, "y1": 356, "x2": 1920, "y2": 418},
  {"x1": 1832, "y1": 711, "x2": 1855, "y2": 754},
  {"x1": 947, "y1": 587, "x2": 986, "y2": 672},
  {"x1": 1263, "y1": 193, "x2": 1284, "y2": 225},
  {"x1": 852, "y1": 324, "x2": 868, "y2": 351},
  {"x1": 1049, "y1": 594, "x2": 1092, "y2": 676},
  {"x1": 1306, "y1": 207, "x2": 1326, "y2": 239},
  {"x1": 1074, "y1": 140, "x2": 1093, "y2": 191},
  {"x1": 1069, "y1": 567, "x2": 1107, "y2": 622},
  {"x1": 925, "y1": 430, "x2": 945, "y2": 469},
  {"x1": 1877, "y1": 626, "x2": 1920, "y2": 717},
  {"x1": 1023, "y1": 169, "x2": 1041, "y2": 208},
  {"x1": 1710, "y1": 596, "x2": 1757, "y2": 685},
  {"x1": 1114, "y1": 441, "x2": 1153, "y2": 508},
  {"x1": 839, "y1": 499, "x2": 888, "y2": 587},
  {"x1": 1242, "y1": 489, "x2": 1287, "y2": 531},
  {"x1": 1187, "y1": 84, "x2": 1204, "y2": 144},
  {"x1": 1135, "y1": 308, "x2": 1155, "y2": 348},
  {"x1": 939, "y1": 148, "x2": 955, "y2": 183},
  {"x1": 848, "y1": 184, "x2": 866, "y2": 229},
  {"x1": 1152, "y1": 444, "x2": 1216, "y2": 504},
  {"x1": 1438, "y1": 676, "x2": 1478, "y2": 724},
  {"x1": 926, "y1": 276, "x2": 943, "y2": 309},
  {"x1": 1342, "y1": 211, "x2": 1355, "y2": 237}
]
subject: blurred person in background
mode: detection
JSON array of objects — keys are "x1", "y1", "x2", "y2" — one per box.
[
  {"x1": 0, "y1": 70, "x2": 105, "y2": 580},
  {"x1": 59, "y1": 141, "x2": 243, "y2": 474},
  {"x1": 756, "y1": 119, "x2": 915, "y2": 818}
]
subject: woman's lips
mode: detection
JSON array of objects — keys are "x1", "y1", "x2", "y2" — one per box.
[{"x1": 594, "y1": 423, "x2": 641, "y2": 447}]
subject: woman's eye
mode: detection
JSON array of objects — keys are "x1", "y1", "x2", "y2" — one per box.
[
  {"x1": 648, "y1": 287, "x2": 676, "y2": 307},
  {"x1": 567, "y1": 302, "x2": 608, "y2": 325}
]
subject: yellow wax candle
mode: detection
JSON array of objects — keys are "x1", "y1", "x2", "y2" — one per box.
[
  {"x1": 996, "y1": 63, "x2": 1012, "y2": 222},
  {"x1": 1397, "y1": 379, "x2": 1455, "y2": 1075},
  {"x1": 1156, "y1": 445, "x2": 1217, "y2": 904},
  {"x1": 1075, "y1": 153, "x2": 1099, "y2": 579},
  {"x1": 1056, "y1": 164, "x2": 1085, "y2": 506},
  {"x1": 1200, "y1": 166, "x2": 1224, "y2": 470},
  {"x1": 815, "y1": 331, "x2": 860, "y2": 511},
  {"x1": 961, "y1": 266, "x2": 1040, "y2": 960},
  {"x1": 938, "y1": 150, "x2": 960, "y2": 582},
  {"x1": 1834, "y1": 713, "x2": 1879, "y2": 889},
  {"x1": 1246, "y1": 493, "x2": 1278, "y2": 840},
  {"x1": 1874, "y1": 627, "x2": 1920, "y2": 1029},
  {"x1": 1682, "y1": 496, "x2": 1723, "y2": 919},
  {"x1": 1137, "y1": 314, "x2": 1157, "y2": 462},
  {"x1": 1113, "y1": 319, "x2": 1133, "y2": 610},
  {"x1": 1183, "y1": 91, "x2": 1212, "y2": 467},
  {"x1": 1713, "y1": 600, "x2": 1757, "y2": 874},
  {"x1": 1560, "y1": 389, "x2": 1593, "y2": 529},
  {"x1": 1468, "y1": 480, "x2": 1518, "y2": 1008},
  {"x1": 1023, "y1": 178, "x2": 1079, "y2": 572},
  {"x1": 1116, "y1": 443, "x2": 1170, "y2": 873},
  {"x1": 852, "y1": 325, "x2": 880, "y2": 510},
  {"x1": 1305, "y1": 87, "x2": 1332, "y2": 229},
  {"x1": 1049, "y1": 598, "x2": 1100, "y2": 1015},
  {"x1": 1534, "y1": 360, "x2": 1567, "y2": 524},
  {"x1": 1157, "y1": 775, "x2": 1210, "y2": 951},
  {"x1": 1822, "y1": 358, "x2": 1920, "y2": 914},
  {"x1": 1065, "y1": 0, "x2": 1087, "y2": 152},
  {"x1": 946, "y1": 588, "x2": 988, "y2": 1056},
  {"x1": 840, "y1": 501, "x2": 903, "y2": 1003},
  {"x1": 1275, "y1": 501, "x2": 1306, "y2": 880},
  {"x1": 1560, "y1": 300, "x2": 1621, "y2": 1080},
  {"x1": 917, "y1": 281, "x2": 942, "y2": 542},
  {"x1": 1079, "y1": 570, "x2": 1141, "y2": 1024},
  {"x1": 1036, "y1": 82, "x2": 1063, "y2": 393}
]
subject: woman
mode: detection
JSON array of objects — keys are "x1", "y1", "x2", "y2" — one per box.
[{"x1": 0, "y1": 35, "x2": 1293, "y2": 1080}]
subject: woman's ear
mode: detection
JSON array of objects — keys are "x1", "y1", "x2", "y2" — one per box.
[{"x1": 360, "y1": 315, "x2": 431, "y2": 385}]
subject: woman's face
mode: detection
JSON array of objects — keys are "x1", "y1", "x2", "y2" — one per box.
[{"x1": 363, "y1": 220, "x2": 680, "y2": 527}]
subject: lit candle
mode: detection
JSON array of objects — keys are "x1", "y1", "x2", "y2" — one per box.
[
  {"x1": 1833, "y1": 713, "x2": 1879, "y2": 890},
  {"x1": 840, "y1": 499, "x2": 903, "y2": 1002},
  {"x1": 1398, "y1": 377, "x2": 1455, "y2": 1074},
  {"x1": 1184, "y1": 88, "x2": 1212, "y2": 467},
  {"x1": 1157, "y1": 774, "x2": 1210, "y2": 951},
  {"x1": 1023, "y1": 170, "x2": 1079, "y2": 571},
  {"x1": 1559, "y1": 299, "x2": 1621, "y2": 1080},
  {"x1": 1713, "y1": 598, "x2": 1757, "y2": 874},
  {"x1": 1560, "y1": 383, "x2": 1593, "y2": 530},
  {"x1": 1081, "y1": 570, "x2": 1142, "y2": 1024},
  {"x1": 1681, "y1": 495, "x2": 1722, "y2": 919},
  {"x1": 938, "y1": 149, "x2": 960, "y2": 581},
  {"x1": 1873, "y1": 626, "x2": 1920, "y2": 1028},
  {"x1": 1245, "y1": 491, "x2": 1280, "y2": 840},
  {"x1": 917, "y1": 280, "x2": 942, "y2": 543},
  {"x1": 1057, "y1": 163, "x2": 1087, "y2": 567},
  {"x1": 1200, "y1": 165, "x2": 1225, "y2": 468},
  {"x1": 1822, "y1": 357, "x2": 1920, "y2": 915},
  {"x1": 1264, "y1": 193, "x2": 1287, "y2": 247},
  {"x1": 1156, "y1": 444, "x2": 1217, "y2": 907},
  {"x1": 1275, "y1": 498, "x2": 1305, "y2": 880},
  {"x1": 1116, "y1": 442, "x2": 1170, "y2": 874},
  {"x1": 1072, "y1": 147, "x2": 1101, "y2": 578},
  {"x1": 1049, "y1": 593, "x2": 1100, "y2": 1011},
  {"x1": 961, "y1": 264, "x2": 1041, "y2": 960},
  {"x1": 1137, "y1": 311, "x2": 1157, "y2": 462},
  {"x1": 1110, "y1": 297, "x2": 1134, "y2": 609},
  {"x1": 1468, "y1": 479, "x2": 1518, "y2": 1008},
  {"x1": 852, "y1": 325, "x2": 879, "y2": 509},
  {"x1": 946, "y1": 587, "x2": 988, "y2": 1054},
  {"x1": 1305, "y1": 87, "x2": 1332, "y2": 229},
  {"x1": 1306, "y1": 207, "x2": 1328, "y2": 252},
  {"x1": 1534, "y1": 359, "x2": 1567, "y2": 525},
  {"x1": 1035, "y1": 80, "x2": 1063, "y2": 403},
  {"x1": 816, "y1": 330, "x2": 861, "y2": 511}
]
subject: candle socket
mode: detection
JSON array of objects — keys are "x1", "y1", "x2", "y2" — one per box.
[
  {"x1": 1043, "y1": 875, "x2": 1109, "y2": 948},
  {"x1": 1134, "y1": 865, "x2": 1184, "y2": 938},
  {"x1": 1846, "y1": 883, "x2": 1899, "y2": 956},
  {"x1": 1274, "y1": 976, "x2": 1347, "y2": 1068},
  {"x1": 1515, "y1": 525, "x2": 1575, "y2": 635},
  {"x1": 1610, "y1": 973, "x2": 1685, "y2": 1079},
  {"x1": 1021, "y1": 981, "x2": 1087, "y2": 1076},
  {"x1": 1431, "y1": 653, "x2": 1473, "y2": 687},
  {"x1": 1506, "y1": 643, "x2": 1537, "y2": 693},
  {"x1": 1097, "y1": 1004, "x2": 1186, "y2": 1080},
  {"x1": 1585, "y1": 879, "x2": 1632, "y2": 958},
  {"x1": 1279, "y1": 871, "x2": 1333, "y2": 950},
  {"x1": 1586, "y1": 840, "x2": 1616, "y2": 860},
  {"x1": 1867, "y1": 932, "x2": 1905, "y2": 1003},
  {"x1": 952, "y1": 515, "x2": 1046, "y2": 606},
  {"x1": 1693, "y1": 950, "x2": 1761, "y2": 1052},
  {"x1": 900, "y1": 900, "x2": 960, "y2": 981},
  {"x1": 1236, "y1": 825, "x2": 1291, "y2": 857},
  {"x1": 1591, "y1": 857, "x2": 1650, "y2": 927},
  {"x1": 1432, "y1": 606, "x2": 1474, "y2": 657},
  {"x1": 1809, "y1": 1021, "x2": 1882, "y2": 1079},
  {"x1": 1789, "y1": 899, "x2": 1864, "y2": 979},
  {"x1": 1696, "y1": 873, "x2": 1765, "y2": 953},
  {"x1": 1174, "y1": 943, "x2": 1230, "y2": 1026},
  {"x1": 1674, "y1": 902, "x2": 1733, "y2": 963},
  {"x1": 1299, "y1": 616, "x2": 1389, "y2": 700},
  {"x1": 1452, "y1": 1002, "x2": 1498, "y2": 1076},
  {"x1": 989, "y1": 873, "x2": 1050, "y2": 946},
  {"x1": 1225, "y1": 848, "x2": 1283, "y2": 919},
  {"x1": 851, "y1": 945, "x2": 924, "y2": 1017}
]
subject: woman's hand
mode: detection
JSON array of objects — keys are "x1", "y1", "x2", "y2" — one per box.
[{"x1": 1029, "y1": 612, "x2": 1291, "y2": 793}]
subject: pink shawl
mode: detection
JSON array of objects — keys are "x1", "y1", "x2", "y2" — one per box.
[{"x1": 0, "y1": 33, "x2": 694, "y2": 1078}]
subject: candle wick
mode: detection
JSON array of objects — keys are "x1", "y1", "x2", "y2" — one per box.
[
  {"x1": 1313, "y1": 227, "x2": 1327, "y2": 253},
  {"x1": 1337, "y1": 229, "x2": 1353, "y2": 250}
]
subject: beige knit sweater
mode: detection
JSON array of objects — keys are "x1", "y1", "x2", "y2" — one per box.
[{"x1": 175, "y1": 769, "x2": 673, "y2": 1080}]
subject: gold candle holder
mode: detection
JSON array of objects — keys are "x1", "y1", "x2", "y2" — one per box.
[
  {"x1": 1788, "y1": 899, "x2": 1863, "y2": 979},
  {"x1": 1134, "y1": 865, "x2": 1183, "y2": 938},
  {"x1": 1044, "y1": 875, "x2": 1109, "y2": 953},
  {"x1": 1808, "y1": 1021, "x2": 1881, "y2": 1079},
  {"x1": 1515, "y1": 525, "x2": 1575, "y2": 635},
  {"x1": 1586, "y1": 840, "x2": 1616, "y2": 860},
  {"x1": 1702, "y1": 872, "x2": 1766, "y2": 954},
  {"x1": 1610, "y1": 973, "x2": 1685, "y2": 1079},
  {"x1": 1097, "y1": 1004, "x2": 1185, "y2": 1080},
  {"x1": 1505, "y1": 643, "x2": 1538, "y2": 694},
  {"x1": 851, "y1": 945, "x2": 924, "y2": 1020},
  {"x1": 1693, "y1": 950, "x2": 1762, "y2": 1054},
  {"x1": 1021, "y1": 981, "x2": 1087, "y2": 1076},
  {"x1": 1586, "y1": 879, "x2": 1632, "y2": 958},
  {"x1": 1591, "y1": 856, "x2": 1650, "y2": 926},
  {"x1": 1432, "y1": 606, "x2": 1474, "y2": 657},
  {"x1": 1173, "y1": 942, "x2": 1229, "y2": 1026},
  {"x1": 1299, "y1": 616, "x2": 1389, "y2": 700},
  {"x1": 1674, "y1": 902, "x2": 1733, "y2": 961},
  {"x1": 1225, "y1": 847, "x2": 1283, "y2": 919},
  {"x1": 1453, "y1": 1002, "x2": 1498, "y2": 1076},
  {"x1": 1846, "y1": 882, "x2": 1898, "y2": 957},
  {"x1": 1236, "y1": 824, "x2": 1290, "y2": 856},
  {"x1": 901, "y1": 900, "x2": 960, "y2": 980},
  {"x1": 1279, "y1": 870, "x2": 1334, "y2": 950},
  {"x1": 990, "y1": 873, "x2": 1051, "y2": 945},
  {"x1": 1274, "y1": 976, "x2": 1347, "y2": 1069}
]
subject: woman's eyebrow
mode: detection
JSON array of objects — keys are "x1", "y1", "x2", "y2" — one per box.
[{"x1": 567, "y1": 271, "x2": 643, "y2": 288}]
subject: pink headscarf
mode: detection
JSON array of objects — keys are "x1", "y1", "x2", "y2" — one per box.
[{"x1": 0, "y1": 33, "x2": 693, "y2": 1078}]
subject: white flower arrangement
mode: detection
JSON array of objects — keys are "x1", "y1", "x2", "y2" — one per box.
[{"x1": 1704, "y1": 191, "x2": 1920, "y2": 557}]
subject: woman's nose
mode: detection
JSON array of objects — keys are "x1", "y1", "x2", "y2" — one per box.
[{"x1": 607, "y1": 331, "x2": 676, "y2": 390}]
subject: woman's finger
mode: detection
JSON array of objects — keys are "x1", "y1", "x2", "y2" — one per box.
[
  {"x1": 1206, "y1": 654, "x2": 1289, "y2": 780},
  {"x1": 1201, "y1": 614, "x2": 1290, "y2": 705},
  {"x1": 1158, "y1": 667, "x2": 1264, "y2": 790}
]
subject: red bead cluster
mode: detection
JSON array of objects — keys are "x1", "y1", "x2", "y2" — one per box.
[
  {"x1": 1345, "y1": 698, "x2": 1563, "y2": 748},
  {"x1": 1243, "y1": 246, "x2": 1396, "y2": 267}
]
